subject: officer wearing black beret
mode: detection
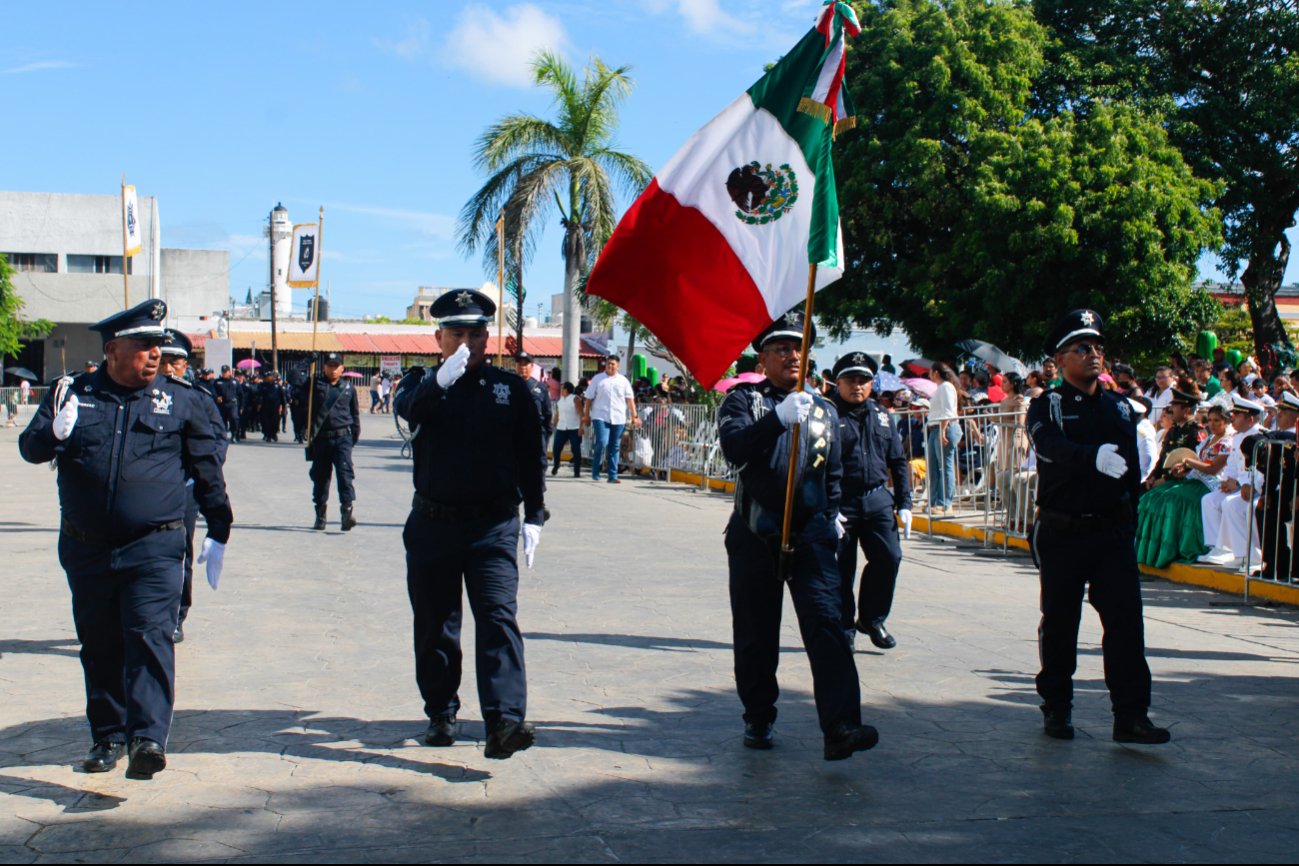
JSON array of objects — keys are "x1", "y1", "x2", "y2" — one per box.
[
  {"x1": 18, "y1": 300, "x2": 233, "y2": 777},
  {"x1": 514, "y1": 352, "x2": 553, "y2": 473},
  {"x1": 829, "y1": 351, "x2": 912, "y2": 650},
  {"x1": 307, "y1": 352, "x2": 361, "y2": 531},
  {"x1": 1027, "y1": 309, "x2": 1169, "y2": 745},
  {"x1": 158, "y1": 329, "x2": 228, "y2": 643},
  {"x1": 717, "y1": 310, "x2": 879, "y2": 760},
  {"x1": 394, "y1": 288, "x2": 545, "y2": 759}
]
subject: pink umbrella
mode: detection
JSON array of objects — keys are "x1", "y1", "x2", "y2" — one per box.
[
  {"x1": 902, "y1": 376, "x2": 937, "y2": 398},
  {"x1": 341, "y1": 372, "x2": 364, "y2": 379},
  {"x1": 712, "y1": 371, "x2": 767, "y2": 392},
  {"x1": 236, "y1": 359, "x2": 261, "y2": 370}
]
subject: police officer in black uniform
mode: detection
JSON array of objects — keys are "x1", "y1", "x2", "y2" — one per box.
[
  {"x1": 1250, "y1": 392, "x2": 1299, "y2": 578},
  {"x1": 718, "y1": 311, "x2": 879, "y2": 761},
  {"x1": 214, "y1": 365, "x2": 241, "y2": 443},
  {"x1": 18, "y1": 300, "x2": 233, "y2": 777},
  {"x1": 829, "y1": 351, "x2": 912, "y2": 650},
  {"x1": 514, "y1": 352, "x2": 553, "y2": 471},
  {"x1": 289, "y1": 365, "x2": 309, "y2": 443},
  {"x1": 1027, "y1": 309, "x2": 1170, "y2": 744},
  {"x1": 308, "y1": 352, "x2": 361, "y2": 531},
  {"x1": 158, "y1": 330, "x2": 228, "y2": 643},
  {"x1": 394, "y1": 289, "x2": 545, "y2": 760},
  {"x1": 259, "y1": 370, "x2": 285, "y2": 442}
]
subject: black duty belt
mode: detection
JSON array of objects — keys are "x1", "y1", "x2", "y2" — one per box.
[
  {"x1": 321, "y1": 429, "x2": 352, "y2": 441},
  {"x1": 60, "y1": 517, "x2": 184, "y2": 546},
  {"x1": 412, "y1": 492, "x2": 516, "y2": 523},
  {"x1": 1036, "y1": 503, "x2": 1132, "y2": 533}
]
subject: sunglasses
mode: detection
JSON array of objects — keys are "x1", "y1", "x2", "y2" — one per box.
[{"x1": 1066, "y1": 342, "x2": 1105, "y2": 357}]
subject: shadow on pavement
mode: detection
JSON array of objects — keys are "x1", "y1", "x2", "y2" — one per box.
[{"x1": 0, "y1": 639, "x2": 81, "y2": 660}]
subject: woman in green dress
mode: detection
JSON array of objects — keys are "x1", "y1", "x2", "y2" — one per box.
[{"x1": 1136, "y1": 405, "x2": 1231, "y2": 568}]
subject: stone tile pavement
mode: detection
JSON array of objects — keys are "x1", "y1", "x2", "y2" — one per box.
[{"x1": 2, "y1": 424, "x2": 1298, "y2": 862}]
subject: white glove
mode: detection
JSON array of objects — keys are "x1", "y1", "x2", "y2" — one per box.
[
  {"x1": 522, "y1": 523, "x2": 542, "y2": 569},
  {"x1": 834, "y1": 513, "x2": 848, "y2": 540},
  {"x1": 196, "y1": 538, "x2": 225, "y2": 590},
  {"x1": 1095, "y1": 443, "x2": 1128, "y2": 479},
  {"x1": 436, "y1": 344, "x2": 471, "y2": 389},
  {"x1": 52, "y1": 394, "x2": 79, "y2": 441},
  {"x1": 899, "y1": 508, "x2": 913, "y2": 540},
  {"x1": 775, "y1": 391, "x2": 814, "y2": 427}
]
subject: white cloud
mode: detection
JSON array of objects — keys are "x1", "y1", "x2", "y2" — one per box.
[
  {"x1": 643, "y1": 0, "x2": 755, "y2": 36},
  {"x1": 443, "y1": 3, "x2": 569, "y2": 87},
  {"x1": 373, "y1": 17, "x2": 432, "y2": 60},
  {"x1": 2, "y1": 60, "x2": 78, "y2": 74}
]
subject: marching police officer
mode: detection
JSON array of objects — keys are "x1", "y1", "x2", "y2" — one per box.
[
  {"x1": 828, "y1": 352, "x2": 913, "y2": 650},
  {"x1": 718, "y1": 311, "x2": 879, "y2": 761},
  {"x1": 18, "y1": 300, "x2": 233, "y2": 777},
  {"x1": 214, "y1": 365, "x2": 241, "y2": 443},
  {"x1": 308, "y1": 353, "x2": 361, "y2": 531},
  {"x1": 158, "y1": 330, "x2": 228, "y2": 643},
  {"x1": 1027, "y1": 309, "x2": 1169, "y2": 744},
  {"x1": 514, "y1": 352, "x2": 553, "y2": 471},
  {"x1": 258, "y1": 370, "x2": 285, "y2": 442},
  {"x1": 394, "y1": 289, "x2": 545, "y2": 759}
]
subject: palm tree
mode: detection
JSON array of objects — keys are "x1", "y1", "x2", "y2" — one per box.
[{"x1": 458, "y1": 51, "x2": 653, "y2": 381}]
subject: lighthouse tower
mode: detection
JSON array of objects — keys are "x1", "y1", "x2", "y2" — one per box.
[{"x1": 267, "y1": 203, "x2": 293, "y2": 319}]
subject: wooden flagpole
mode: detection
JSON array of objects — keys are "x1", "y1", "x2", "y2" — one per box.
[
  {"x1": 120, "y1": 175, "x2": 131, "y2": 309},
  {"x1": 496, "y1": 213, "x2": 506, "y2": 365},
  {"x1": 305, "y1": 207, "x2": 324, "y2": 456},
  {"x1": 778, "y1": 262, "x2": 819, "y2": 579}
]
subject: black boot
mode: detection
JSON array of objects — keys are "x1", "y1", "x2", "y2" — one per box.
[
  {"x1": 1113, "y1": 716, "x2": 1171, "y2": 745},
  {"x1": 1042, "y1": 709, "x2": 1074, "y2": 740},
  {"x1": 313, "y1": 504, "x2": 327, "y2": 531},
  {"x1": 341, "y1": 505, "x2": 357, "y2": 532}
]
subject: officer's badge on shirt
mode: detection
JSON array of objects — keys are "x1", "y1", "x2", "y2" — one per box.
[
  {"x1": 1118, "y1": 400, "x2": 1131, "y2": 422},
  {"x1": 151, "y1": 390, "x2": 173, "y2": 415},
  {"x1": 493, "y1": 383, "x2": 511, "y2": 405}
]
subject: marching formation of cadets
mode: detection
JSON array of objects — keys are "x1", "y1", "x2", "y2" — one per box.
[{"x1": 17, "y1": 295, "x2": 1169, "y2": 780}]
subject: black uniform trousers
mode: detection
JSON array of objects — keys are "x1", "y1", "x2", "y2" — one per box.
[
  {"x1": 260, "y1": 409, "x2": 280, "y2": 441},
  {"x1": 309, "y1": 434, "x2": 356, "y2": 507},
  {"x1": 725, "y1": 512, "x2": 861, "y2": 734},
  {"x1": 1033, "y1": 521, "x2": 1152, "y2": 719},
  {"x1": 404, "y1": 509, "x2": 527, "y2": 725},
  {"x1": 221, "y1": 406, "x2": 240, "y2": 441},
  {"x1": 291, "y1": 403, "x2": 307, "y2": 442},
  {"x1": 1256, "y1": 500, "x2": 1298, "y2": 580},
  {"x1": 59, "y1": 527, "x2": 186, "y2": 745},
  {"x1": 837, "y1": 487, "x2": 903, "y2": 633},
  {"x1": 180, "y1": 487, "x2": 199, "y2": 623}
]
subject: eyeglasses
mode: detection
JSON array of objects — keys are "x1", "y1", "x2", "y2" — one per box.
[
  {"x1": 764, "y1": 344, "x2": 802, "y2": 358},
  {"x1": 1067, "y1": 343, "x2": 1105, "y2": 357}
]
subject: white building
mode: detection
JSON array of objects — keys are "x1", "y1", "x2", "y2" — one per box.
[{"x1": 0, "y1": 190, "x2": 229, "y2": 378}]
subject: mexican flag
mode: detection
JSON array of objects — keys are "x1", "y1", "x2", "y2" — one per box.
[{"x1": 586, "y1": 1, "x2": 859, "y2": 388}]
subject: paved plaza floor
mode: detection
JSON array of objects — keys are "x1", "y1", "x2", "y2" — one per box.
[{"x1": 2, "y1": 422, "x2": 1299, "y2": 863}]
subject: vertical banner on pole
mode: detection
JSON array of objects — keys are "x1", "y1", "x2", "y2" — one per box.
[
  {"x1": 288, "y1": 223, "x2": 322, "y2": 288},
  {"x1": 123, "y1": 184, "x2": 143, "y2": 257}
]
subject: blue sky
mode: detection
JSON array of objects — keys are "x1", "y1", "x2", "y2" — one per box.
[{"x1": 3, "y1": 0, "x2": 1294, "y2": 325}]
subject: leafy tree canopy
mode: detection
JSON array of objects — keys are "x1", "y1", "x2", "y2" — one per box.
[{"x1": 0, "y1": 255, "x2": 54, "y2": 360}]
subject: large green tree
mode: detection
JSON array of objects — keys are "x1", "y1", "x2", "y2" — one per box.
[
  {"x1": 1034, "y1": 0, "x2": 1299, "y2": 360},
  {"x1": 0, "y1": 254, "x2": 54, "y2": 362},
  {"x1": 458, "y1": 52, "x2": 653, "y2": 378},
  {"x1": 823, "y1": 0, "x2": 1221, "y2": 361}
]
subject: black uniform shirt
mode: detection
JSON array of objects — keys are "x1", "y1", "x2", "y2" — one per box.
[
  {"x1": 1028, "y1": 379, "x2": 1141, "y2": 517},
  {"x1": 19, "y1": 370, "x2": 233, "y2": 543},
  {"x1": 182, "y1": 374, "x2": 228, "y2": 465},
  {"x1": 832, "y1": 393, "x2": 912, "y2": 516},
  {"x1": 214, "y1": 377, "x2": 240, "y2": 407},
  {"x1": 718, "y1": 380, "x2": 842, "y2": 528},
  {"x1": 523, "y1": 376, "x2": 553, "y2": 438},
  {"x1": 394, "y1": 362, "x2": 546, "y2": 526},
  {"x1": 309, "y1": 376, "x2": 361, "y2": 440}
]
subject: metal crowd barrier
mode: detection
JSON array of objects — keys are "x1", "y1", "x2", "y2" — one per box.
[
  {"x1": 1, "y1": 386, "x2": 48, "y2": 427},
  {"x1": 1243, "y1": 436, "x2": 1299, "y2": 599}
]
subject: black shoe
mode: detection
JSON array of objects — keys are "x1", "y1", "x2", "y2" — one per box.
[
  {"x1": 313, "y1": 504, "x2": 327, "y2": 531},
  {"x1": 857, "y1": 619, "x2": 897, "y2": 650},
  {"x1": 823, "y1": 721, "x2": 879, "y2": 761},
  {"x1": 1113, "y1": 717, "x2": 1171, "y2": 745},
  {"x1": 424, "y1": 713, "x2": 457, "y2": 746},
  {"x1": 173, "y1": 621, "x2": 185, "y2": 644},
  {"x1": 743, "y1": 721, "x2": 774, "y2": 750},
  {"x1": 550, "y1": 467, "x2": 559, "y2": 476},
  {"x1": 340, "y1": 506, "x2": 357, "y2": 532},
  {"x1": 1042, "y1": 709, "x2": 1074, "y2": 740},
  {"x1": 82, "y1": 741, "x2": 125, "y2": 773},
  {"x1": 126, "y1": 738, "x2": 166, "y2": 778},
  {"x1": 484, "y1": 718, "x2": 535, "y2": 760}
]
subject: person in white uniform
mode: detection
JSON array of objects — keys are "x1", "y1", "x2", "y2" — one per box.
[{"x1": 1198, "y1": 395, "x2": 1268, "y2": 568}]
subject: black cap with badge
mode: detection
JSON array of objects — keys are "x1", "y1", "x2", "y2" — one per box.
[
  {"x1": 160, "y1": 329, "x2": 192, "y2": 358},
  {"x1": 431, "y1": 289, "x2": 495, "y2": 328},
  {"x1": 89, "y1": 299, "x2": 168, "y2": 345},
  {"x1": 323, "y1": 352, "x2": 343, "y2": 365},
  {"x1": 830, "y1": 351, "x2": 878, "y2": 380},
  {"x1": 1043, "y1": 308, "x2": 1104, "y2": 356},
  {"x1": 752, "y1": 308, "x2": 815, "y2": 353}
]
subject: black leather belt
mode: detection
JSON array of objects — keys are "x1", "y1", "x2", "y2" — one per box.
[
  {"x1": 1036, "y1": 504, "x2": 1131, "y2": 533},
  {"x1": 412, "y1": 492, "x2": 516, "y2": 523},
  {"x1": 60, "y1": 517, "x2": 184, "y2": 546}
]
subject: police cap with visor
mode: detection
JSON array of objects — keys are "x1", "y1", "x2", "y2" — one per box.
[
  {"x1": 1044, "y1": 309, "x2": 1104, "y2": 356},
  {"x1": 90, "y1": 299, "x2": 168, "y2": 345},
  {"x1": 752, "y1": 309, "x2": 816, "y2": 353},
  {"x1": 159, "y1": 329, "x2": 192, "y2": 358},
  {"x1": 830, "y1": 351, "x2": 878, "y2": 381},
  {"x1": 432, "y1": 289, "x2": 496, "y2": 328}
]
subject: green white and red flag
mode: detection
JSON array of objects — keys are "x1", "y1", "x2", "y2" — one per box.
[{"x1": 586, "y1": 1, "x2": 860, "y2": 388}]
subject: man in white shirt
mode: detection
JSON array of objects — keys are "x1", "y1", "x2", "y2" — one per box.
[
  {"x1": 1198, "y1": 395, "x2": 1266, "y2": 568},
  {"x1": 582, "y1": 355, "x2": 640, "y2": 483},
  {"x1": 1148, "y1": 366, "x2": 1175, "y2": 424}
]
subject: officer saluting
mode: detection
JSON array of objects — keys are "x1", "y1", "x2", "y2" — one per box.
[
  {"x1": 18, "y1": 300, "x2": 233, "y2": 777},
  {"x1": 158, "y1": 330, "x2": 228, "y2": 643},
  {"x1": 394, "y1": 288, "x2": 545, "y2": 759},
  {"x1": 307, "y1": 353, "x2": 361, "y2": 531},
  {"x1": 718, "y1": 311, "x2": 879, "y2": 761},
  {"x1": 1027, "y1": 309, "x2": 1169, "y2": 744},
  {"x1": 828, "y1": 352, "x2": 912, "y2": 650}
]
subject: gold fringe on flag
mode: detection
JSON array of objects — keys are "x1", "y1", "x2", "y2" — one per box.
[
  {"x1": 833, "y1": 115, "x2": 858, "y2": 139},
  {"x1": 797, "y1": 97, "x2": 833, "y2": 125}
]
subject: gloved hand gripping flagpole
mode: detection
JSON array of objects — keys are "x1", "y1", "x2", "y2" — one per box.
[{"x1": 778, "y1": 263, "x2": 819, "y2": 581}]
